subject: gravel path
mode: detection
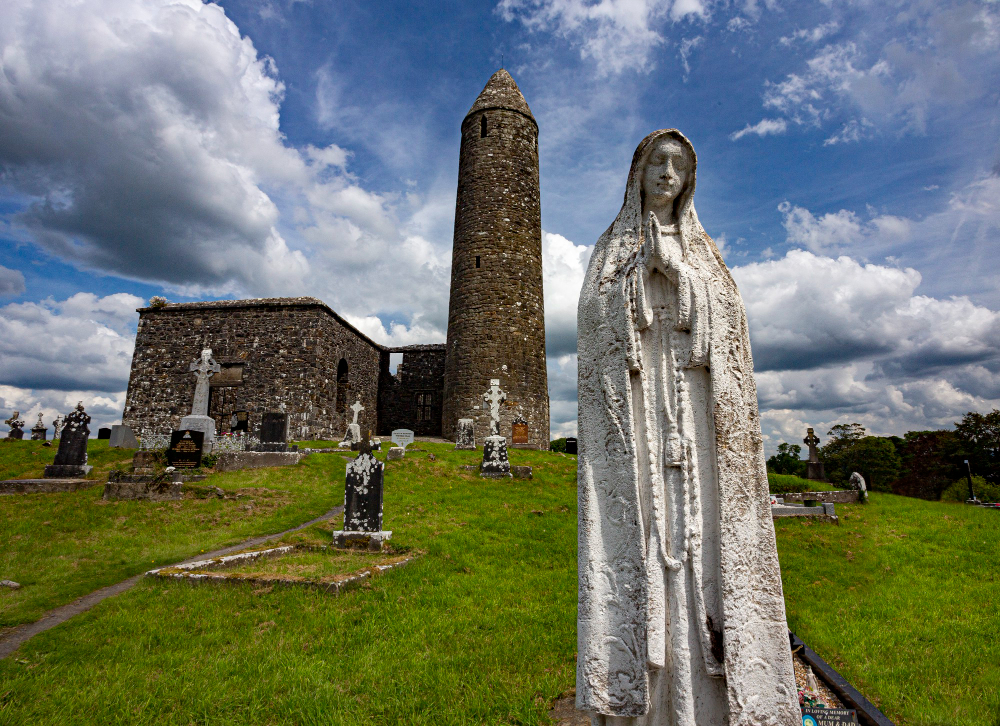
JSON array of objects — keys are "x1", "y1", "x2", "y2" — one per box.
[{"x1": 0, "y1": 505, "x2": 343, "y2": 660}]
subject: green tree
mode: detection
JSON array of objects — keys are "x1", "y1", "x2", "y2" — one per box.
[
  {"x1": 892, "y1": 430, "x2": 962, "y2": 500},
  {"x1": 821, "y1": 424, "x2": 901, "y2": 490},
  {"x1": 766, "y1": 443, "x2": 805, "y2": 476},
  {"x1": 954, "y1": 409, "x2": 1000, "y2": 485}
]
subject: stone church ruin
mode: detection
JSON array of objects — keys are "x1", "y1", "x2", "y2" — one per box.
[{"x1": 123, "y1": 70, "x2": 549, "y2": 448}]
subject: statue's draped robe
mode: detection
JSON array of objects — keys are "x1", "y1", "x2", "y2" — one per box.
[{"x1": 576, "y1": 130, "x2": 799, "y2": 726}]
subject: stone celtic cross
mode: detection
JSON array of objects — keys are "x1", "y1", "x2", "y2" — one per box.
[
  {"x1": 483, "y1": 379, "x2": 506, "y2": 437},
  {"x1": 188, "y1": 348, "x2": 221, "y2": 417},
  {"x1": 803, "y1": 427, "x2": 821, "y2": 463},
  {"x1": 350, "y1": 400, "x2": 364, "y2": 426}
]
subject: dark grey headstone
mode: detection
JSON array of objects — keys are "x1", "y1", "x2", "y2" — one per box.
[
  {"x1": 30, "y1": 426, "x2": 47, "y2": 441},
  {"x1": 344, "y1": 449, "x2": 385, "y2": 532},
  {"x1": 481, "y1": 435, "x2": 511, "y2": 478},
  {"x1": 7, "y1": 428, "x2": 24, "y2": 440},
  {"x1": 45, "y1": 404, "x2": 91, "y2": 477},
  {"x1": 97, "y1": 427, "x2": 111, "y2": 439},
  {"x1": 565, "y1": 437, "x2": 577, "y2": 455},
  {"x1": 257, "y1": 412, "x2": 288, "y2": 452},
  {"x1": 167, "y1": 429, "x2": 204, "y2": 468}
]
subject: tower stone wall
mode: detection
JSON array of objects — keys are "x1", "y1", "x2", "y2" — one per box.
[{"x1": 442, "y1": 70, "x2": 549, "y2": 448}]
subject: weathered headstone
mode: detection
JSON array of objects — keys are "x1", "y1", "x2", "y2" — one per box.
[
  {"x1": 454, "y1": 418, "x2": 476, "y2": 450},
  {"x1": 132, "y1": 450, "x2": 157, "y2": 474},
  {"x1": 391, "y1": 428, "x2": 414, "y2": 451},
  {"x1": 179, "y1": 348, "x2": 221, "y2": 451},
  {"x1": 257, "y1": 412, "x2": 288, "y2": 452},
  {"x1": 333, "y1": 440, "x2": 391, "y2": 551},
  {"x1": 51, "y1": 416, "x2": 62, "y2": 440},
  {"x1": 230, "y1": 409, "x2": 249, "y2": 433},
  {"x1": 387, "y1": 447, "x2": 404, "y2": 461},
  {"x1": 804, "y1": 427, "x2": 826, "y2": 481},
  {"x1": 576, "y1": 130, "x2": 798, "y2": 722},
  {"x1": 109, "y1": 424, "x2": 139, "y2": 449},
  {"x1": 5, "y1": 411, "x2": 25, "y2": 440},
  {"x1": 44, "y1": 402, "x2": 92, "y2": 477},
  {"x1": 849, "y1": 471, "x2": 868, "y2": 503},
  {"x1": 30, "y1": 413, "x2": 47, "y2": 441},
  {"x1": 480, "y1": 380, "x2": 511, "y2": 478},
  {"x1": 167, "y1": 429, "x2": 204, "y2": 468},
  {"x1": 341, "y1": 400, "x2": 363, "y2": 448},
  {"x1": 97, "y1": 427, "x2": 111, "y2": 440},
  {"x1": 564, "y1": 437, "x2": 577, "y2": 455}
]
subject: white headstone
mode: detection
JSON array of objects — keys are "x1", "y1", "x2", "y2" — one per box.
[
  {"x1": 576, "y1": 129, "x2": 799, "y2": 724},
  {"x1": 390, "y1": 429, "x2": 414, "y2": 451}
]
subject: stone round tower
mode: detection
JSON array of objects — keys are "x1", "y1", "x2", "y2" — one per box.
[{"x1": 442, "y1": 69, "x2": 549, "y2": 449}]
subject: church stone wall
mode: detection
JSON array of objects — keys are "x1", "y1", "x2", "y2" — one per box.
[
  {"x1": 379, "y1": 345, "x2": 446, "y2": 436},
  {"x1": 442, "y1": 79, "x2": 550, "y2": 448},
  {"x1": 122, "y1": 298, "x2": 383, "y2": 441}
]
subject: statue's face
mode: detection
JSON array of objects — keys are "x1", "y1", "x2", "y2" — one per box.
[{"x1": 641, "y1": 138, "x2": 691, "y2": 208}]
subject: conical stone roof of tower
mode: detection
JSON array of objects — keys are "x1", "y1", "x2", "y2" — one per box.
[{"x1": 465, "y1": 69, "x2": 535, "y2": 123}]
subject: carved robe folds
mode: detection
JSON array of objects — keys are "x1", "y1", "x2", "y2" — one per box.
[{"x1": 576, "y1": 129, "x2": 799, "y2": 726}]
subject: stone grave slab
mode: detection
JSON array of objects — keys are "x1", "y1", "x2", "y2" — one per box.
[
  {"x1": 565, "y1": 437, "x2": 577, "y2": 455},
  {"x1": 455, "y1": 418, "x2": 476, "y2": 450},
  {"x1": 257, "y1": 412, "x2": 289, "y2": 452},
  {"x1": 97, "y1": 427, "x2": 111, "y2": 439},
  {"x1": 333, "y1": 444, "x2": 391, "y2": 551},
  {"x1": 109, "y1": 424, "x2": 139, "y2": 449},
  {"x1": 30, "y1": 414, "x2": 47, "y2": 441},
  {"x1": 44, "y1": 402, "x2": 92, "y2": 478},
  {"x1": 390, "y1": 428, "x2": 414, "y2": 451}
]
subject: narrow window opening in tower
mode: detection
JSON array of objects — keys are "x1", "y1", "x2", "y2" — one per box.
[
  {"x1": 476, "y1": 255, "x2": 481, "y2": 268},
  {"x1": 480, "y1": 115, "x2": 487, "y2": 138}
]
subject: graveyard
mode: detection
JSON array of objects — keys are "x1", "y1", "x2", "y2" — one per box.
[
  {"x1": 2, "y1": 3, "x2": 1000, "y2": 724},
  {"x1": 0, "y1": 435, "x2": 996, "y2": 725}
]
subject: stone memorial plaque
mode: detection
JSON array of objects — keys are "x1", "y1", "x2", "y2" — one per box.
[
  {"x1": 391, "y1": 428, "x2": 414, "y2": 451},
  {"x1": 167, "y1": 430, "x2": 204, "y2": 468},
  {"x1": 512, "y1": 421, "x2": 529, "y2": 445},
  {"x1": 344, "y1": 450, "x2": 385, "y2": 532},
  {"x1": 802, "y1": 708, "x2": 859, "y2": 726},
  {"x1": 97, "y1": 427, "x2": 112, "y2": 439},
  {"x1": 565, "y1": 437, "x2": 577, "y2": 455},
  {"x1": 230, "y1": 410, "x2": 249, "y2": 433}
]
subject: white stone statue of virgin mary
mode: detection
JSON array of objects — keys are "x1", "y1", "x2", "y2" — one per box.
[{"x1": 576, "y1": 129, "x2": 799, "y2": 726}]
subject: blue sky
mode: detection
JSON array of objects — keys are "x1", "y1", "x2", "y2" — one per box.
[{"x1": 1, "y1": 0, "x2": 999, "y2": 450}]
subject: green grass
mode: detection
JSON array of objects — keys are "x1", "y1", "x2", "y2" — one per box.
[
  {"x1": 768, "y1": 472, "x2": 839, "y2": 494},
  {"x1": 776, "y1": 495, "x2": 1000, "y2": 726},
  {"x1": 0, "y1": 439, "x2": 135, "y2": 480},
  {"x1": 1, "y1": 444, "x2": 997, "y2": 725},
  {"x1": 0, "y1": 450, "x2": 344, "y2": 626},
  {"x1": 0, "y1": 443, "x2": 578, "y2": 725}
]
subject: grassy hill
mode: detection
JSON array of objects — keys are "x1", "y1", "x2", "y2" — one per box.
[{"x1": 1, "y1": 442, "x2": 997, "y2": 724}]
